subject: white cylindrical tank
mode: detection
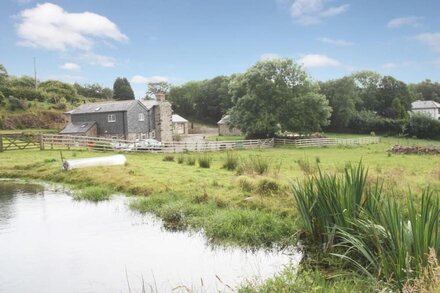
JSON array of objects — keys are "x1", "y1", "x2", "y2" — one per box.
[{"x1": 63, "y1": 154, "x2": 126, "y2": 171}]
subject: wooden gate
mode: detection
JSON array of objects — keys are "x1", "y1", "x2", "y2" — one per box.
[{"x1": 0, "y1": 134, "x2": 42, "y2": 152}]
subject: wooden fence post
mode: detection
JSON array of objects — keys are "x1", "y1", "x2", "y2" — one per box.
[
  {"x1": 39, "y1": 135, "x2": 44, "y2": 150},
  {"x1": 0, "y1": 134, "x2": 3, "y2": 152}
]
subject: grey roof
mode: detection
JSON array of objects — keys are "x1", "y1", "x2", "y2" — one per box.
[
  {"x1": 411, "y1": 100, "x2": 440, "y2": 110},
  {"x1": 172, "y1": 114, "x2": 188, "y2": 123},
  {"x1": 217, "y1": 115, "x2": 230, "y2": 124},
  {"x1": 140, "y1": 99, "x2": 159, "y2": 110},
  {"x1": 60, "y1": 121, "x2": 96, "y2": 134},
  {"x1": 71, "y1": 100, "x2": 140, "y2": 114}
]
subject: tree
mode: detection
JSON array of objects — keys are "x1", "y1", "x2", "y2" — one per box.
[
  {"x1": 351, "y1": 71, "x2": 381, "y2": 111},
  {"x1": 168, "y1": 81, "x2": 202, "y2": 119},
  {"x1": 74, "y1": 83, "x2": 113, "y2": 100},
  {"x1": 320, "y1": 77, "x2": 360, "y2": 131},
  {"x1": 113, "y1": 77, "x2": 135, "y2": 100},
  {"x1": 409, "y1": 79, "x2": 440, "y2": 103},
  {"x1": 228, "y1": 59, "x2": 331, "y2": 138},
  {"x1": 0, "y1": 64, "x2": 8, "y2": 89},
  {"x1": 145, "y1": 81, "x2": 170, "y2": 99},
  {"x1": 377, "y1": 76, "x2": 411, "y2": 117}
]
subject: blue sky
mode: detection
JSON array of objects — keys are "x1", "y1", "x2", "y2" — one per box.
[{"x1": 1, "y1": 0, "x2": 440, "y2": 98}]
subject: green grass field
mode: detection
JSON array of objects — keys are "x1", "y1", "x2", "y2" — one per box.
[{"x1": 0, "y1": 135, "x2": 439, "y2": 291}]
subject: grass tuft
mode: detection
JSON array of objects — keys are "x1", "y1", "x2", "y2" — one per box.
[
  {"x1": 162, "y1": 155, "x2": 175, "y2": 162},
  {"x1": 73, "y1": 186, "x2": 113, "y2": 202},
  {"x1": 198, "y1": 153, "x2": 212, "y2": 168},
  {"x1": 222, "y1": 151, "x2": 239, "y2": 171}
]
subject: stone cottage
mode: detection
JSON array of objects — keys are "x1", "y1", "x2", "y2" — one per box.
[
  {"x1": 61, "y1": 94, "x2": 173, "y2": 142},
  {"x1": 217, "y1": 115, "x2": 242, "y2": 136}
]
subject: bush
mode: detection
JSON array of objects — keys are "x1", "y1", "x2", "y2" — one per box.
[
  {"x1": 348, "y1": 110, "x2": 406, "y2": 135},
  {"x1": 222, "y1": 151, "x2": 238, "y2": 171},
  {"x1": 162, "y1": 155, "x2": 175, "y2": 162},
  {"x1": 8, "y1": 96, "x2": 27, "y2": 111},
  {"x1": 198, "y1": 153, "x2": 212, "y2": 168},
  {"x1": 406, "y1": 113, "x2": 440, "y2": 139}
]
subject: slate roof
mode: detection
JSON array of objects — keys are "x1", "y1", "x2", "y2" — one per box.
[
  {"x1": 71, "y1": 100, "x2": 140, "y2": 114},
  {"x1": 60, "y1": 121, "x2": 97, "y2": 134},
  {"x1": 172, "y1": 114, "x2": 188, "y2": 123},
  {"x1": 411, "y1": 100, "x2": 440, "y2": 110}
]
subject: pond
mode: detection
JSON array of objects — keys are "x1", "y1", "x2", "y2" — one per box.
[{"x1": 0, "y1": 180, "x2": 300, "y2": 292}]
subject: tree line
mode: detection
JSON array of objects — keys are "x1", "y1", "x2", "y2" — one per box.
[{"x1": 168, "y1": 59, "x2": 440, "y2": 139}]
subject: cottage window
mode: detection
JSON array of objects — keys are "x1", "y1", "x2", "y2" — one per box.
[
  {"x1": 138, "y1": 113, "x2": 145, "y2": 121},
  {"x1": 108, "y1": 114, "x2": 116, "y2": 122}
]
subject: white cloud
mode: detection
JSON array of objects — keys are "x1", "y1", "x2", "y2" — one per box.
[
  {"x1": 381, "y1": 61, "x2": 414, "y2": 70},
  {"x1": 260, "y1": 53, "x2": 282, "y2": 61},
  {"x1": 130, "y1": 75, "x2": 169, "y2": 84},
  {"x1": 16, "y1": 3, "x2": 128, "y2": 51},
  {"x1": 60, "y1": 62, "x2": 80, "y2": 71},
  {"x1": 80, "y1": 52, "x2": 115, "y2": 67},
  {"x1": 290, "y1": 0, "x2": 349, "y2": 25},
  {"x1": 299, "y1": 54, "x2": 341, "y2": 68},
  {"x1": 317, "y1": 37, "x2": 353, "y2": 46},
  {"x1": 416, "y1": 33, "x2": 440, "y2": 52},
  {"x1": 387, "y1": 16, "x2": 423, "y2": 29}
]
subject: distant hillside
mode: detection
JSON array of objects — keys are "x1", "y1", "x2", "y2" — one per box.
[{"x1": 0, "y1": 64, "x2": 115, "y2": 131}]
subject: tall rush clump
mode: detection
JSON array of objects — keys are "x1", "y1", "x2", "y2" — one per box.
[{"x1": 292, "y1": 163, "x2": 440, "y2": 290}]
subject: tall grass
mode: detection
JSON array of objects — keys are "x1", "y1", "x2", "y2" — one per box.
[
  {"x1": 222, "y1": 151, "x2": 238, "y2": 171},
  {"x1": 73, "y1": 186, "x2": 113, "y2": 202},
  {"x1": 198, "y1": 153, "x2": 212, "y2": 168},
  {"x1": 291, "y1": 163, "x2": 440, "y2": 289},
  {"x1": 237, "y1": 156, "x2": 270, "y2": 175}
]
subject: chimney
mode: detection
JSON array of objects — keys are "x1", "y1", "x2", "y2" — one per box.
[{"x1": 156, "y1": 92, "x2": 166, "y2": 102}]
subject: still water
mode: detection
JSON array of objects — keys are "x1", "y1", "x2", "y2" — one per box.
[{"x1": 0, "y1": 180, "x2": 299, "y2": 293}]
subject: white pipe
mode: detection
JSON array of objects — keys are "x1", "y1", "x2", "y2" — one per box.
[{"x1": 63, "y1": 154, "x2": 126, "y2": 171}]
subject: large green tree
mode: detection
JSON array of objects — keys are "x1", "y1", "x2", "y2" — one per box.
[
  {"x1": 113, "y1": 77, "x2": 135, "y2": 100},
  {"x1": 228, "y1": 59, "x2": 331, "y2": 138},
  {"x1": 320, "y1": 77, "x2": 360, "y2": 131}
]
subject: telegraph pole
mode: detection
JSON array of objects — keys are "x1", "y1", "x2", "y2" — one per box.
[{"x1": 33, "y1": 57, "x2": 37, "y2": 90}]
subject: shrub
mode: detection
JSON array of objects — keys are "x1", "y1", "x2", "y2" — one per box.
[
  {"x1": 222, "y1": 151, "x2": 238, "y2": 171},
  {"x1": 162, "y1": 155, "x2": 175, "y2": 162},
  {"x1": 406, "y1": 113, "x2": 440, "y2": 139},
  {"x1": 8, "y1": 96, "x2": 27, "y2": 111},
  {"x1": 348, "y1": 110, "x2": 406, "y2": 135},
  {"x1": 198, "y1": 153, "x2": 212, "y2": 168}
]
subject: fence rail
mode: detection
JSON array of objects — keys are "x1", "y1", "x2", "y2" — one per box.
[
  {"x1": 40, "y1": 134, "x2": 274, "y2": 153},
  {"x1": 0, "y1": 134, "x2": 42, "y2": 152},
  {"x1": 274, "y1": 136, "x2": 380, "y2": 148}
]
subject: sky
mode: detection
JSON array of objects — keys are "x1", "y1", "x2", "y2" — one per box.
[{"x1": 1, "y1": 0, "x2": 440, "y2": 98}]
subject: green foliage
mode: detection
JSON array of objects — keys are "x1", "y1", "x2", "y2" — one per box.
[
  {"x1": 38, "y1": 80, "x2": 77, "y2": 104},
  {"x1": 113, "y1": 77, "x2": 135, "y2": 100},
  {"x1": 239, "y1": 266, "x2": 378, "y2": 293},
  {"x1": 237, "y1": 155, "x2": 270, "y2": 175},
  {"x1": 407, "y1": 113, "x2": 440, "y2": 139},
  {"x1": 177, "y1": 154, "x2": 184, "y2": 164},
  {"x1": 229, "y1": 58, "x2": 331, "y2": 137},
  {"x1": 255, "y1": 178, "x2": 281, "y2": 195},
  {"x1": 145, "y1": 82, "x2": 170, "y2": 99},
  {"x1": 292, "y1": 163, "x2": 440, "y2": 289},
  {"x1": 8, "y1": 96, "x2": 27, "y2": 111},
  {"x1": 222, "y1": 151, "x2": 239, "y2": 170},
  {"x1": 410, "y1": 79, "x2": 440, "y2": 103},
  {"x1": 74, "y1": 83, "x2": 113, "y2": 100},
  {"x1": 348, "y1": 110, "x2": 406, "y2": 135},
  {"x1": 320, "y1": 77, "x2": 359, "y2": 130},
  {"x1": 168, "y1": 76, "x2": 232, "y2": 124},
  {"x1": 197, "y1": 153, "x2": 212, "y2": 168},
  {"x1": 73, "y1": 186, "x2": 113, "y2": 202}
]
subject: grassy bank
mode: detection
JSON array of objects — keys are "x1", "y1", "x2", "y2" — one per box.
[{"x1": 0, "y1": 136, "x2": 439, "y2": 289}]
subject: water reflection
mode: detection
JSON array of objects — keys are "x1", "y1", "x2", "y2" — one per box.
[{"x1": 0, "y1": 181, "x2": 300, "y2": 293}]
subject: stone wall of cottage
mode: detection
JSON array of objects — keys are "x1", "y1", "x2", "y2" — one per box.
[{"x1": 155, "y1": 101, "x2": 173, "y2": 142}]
